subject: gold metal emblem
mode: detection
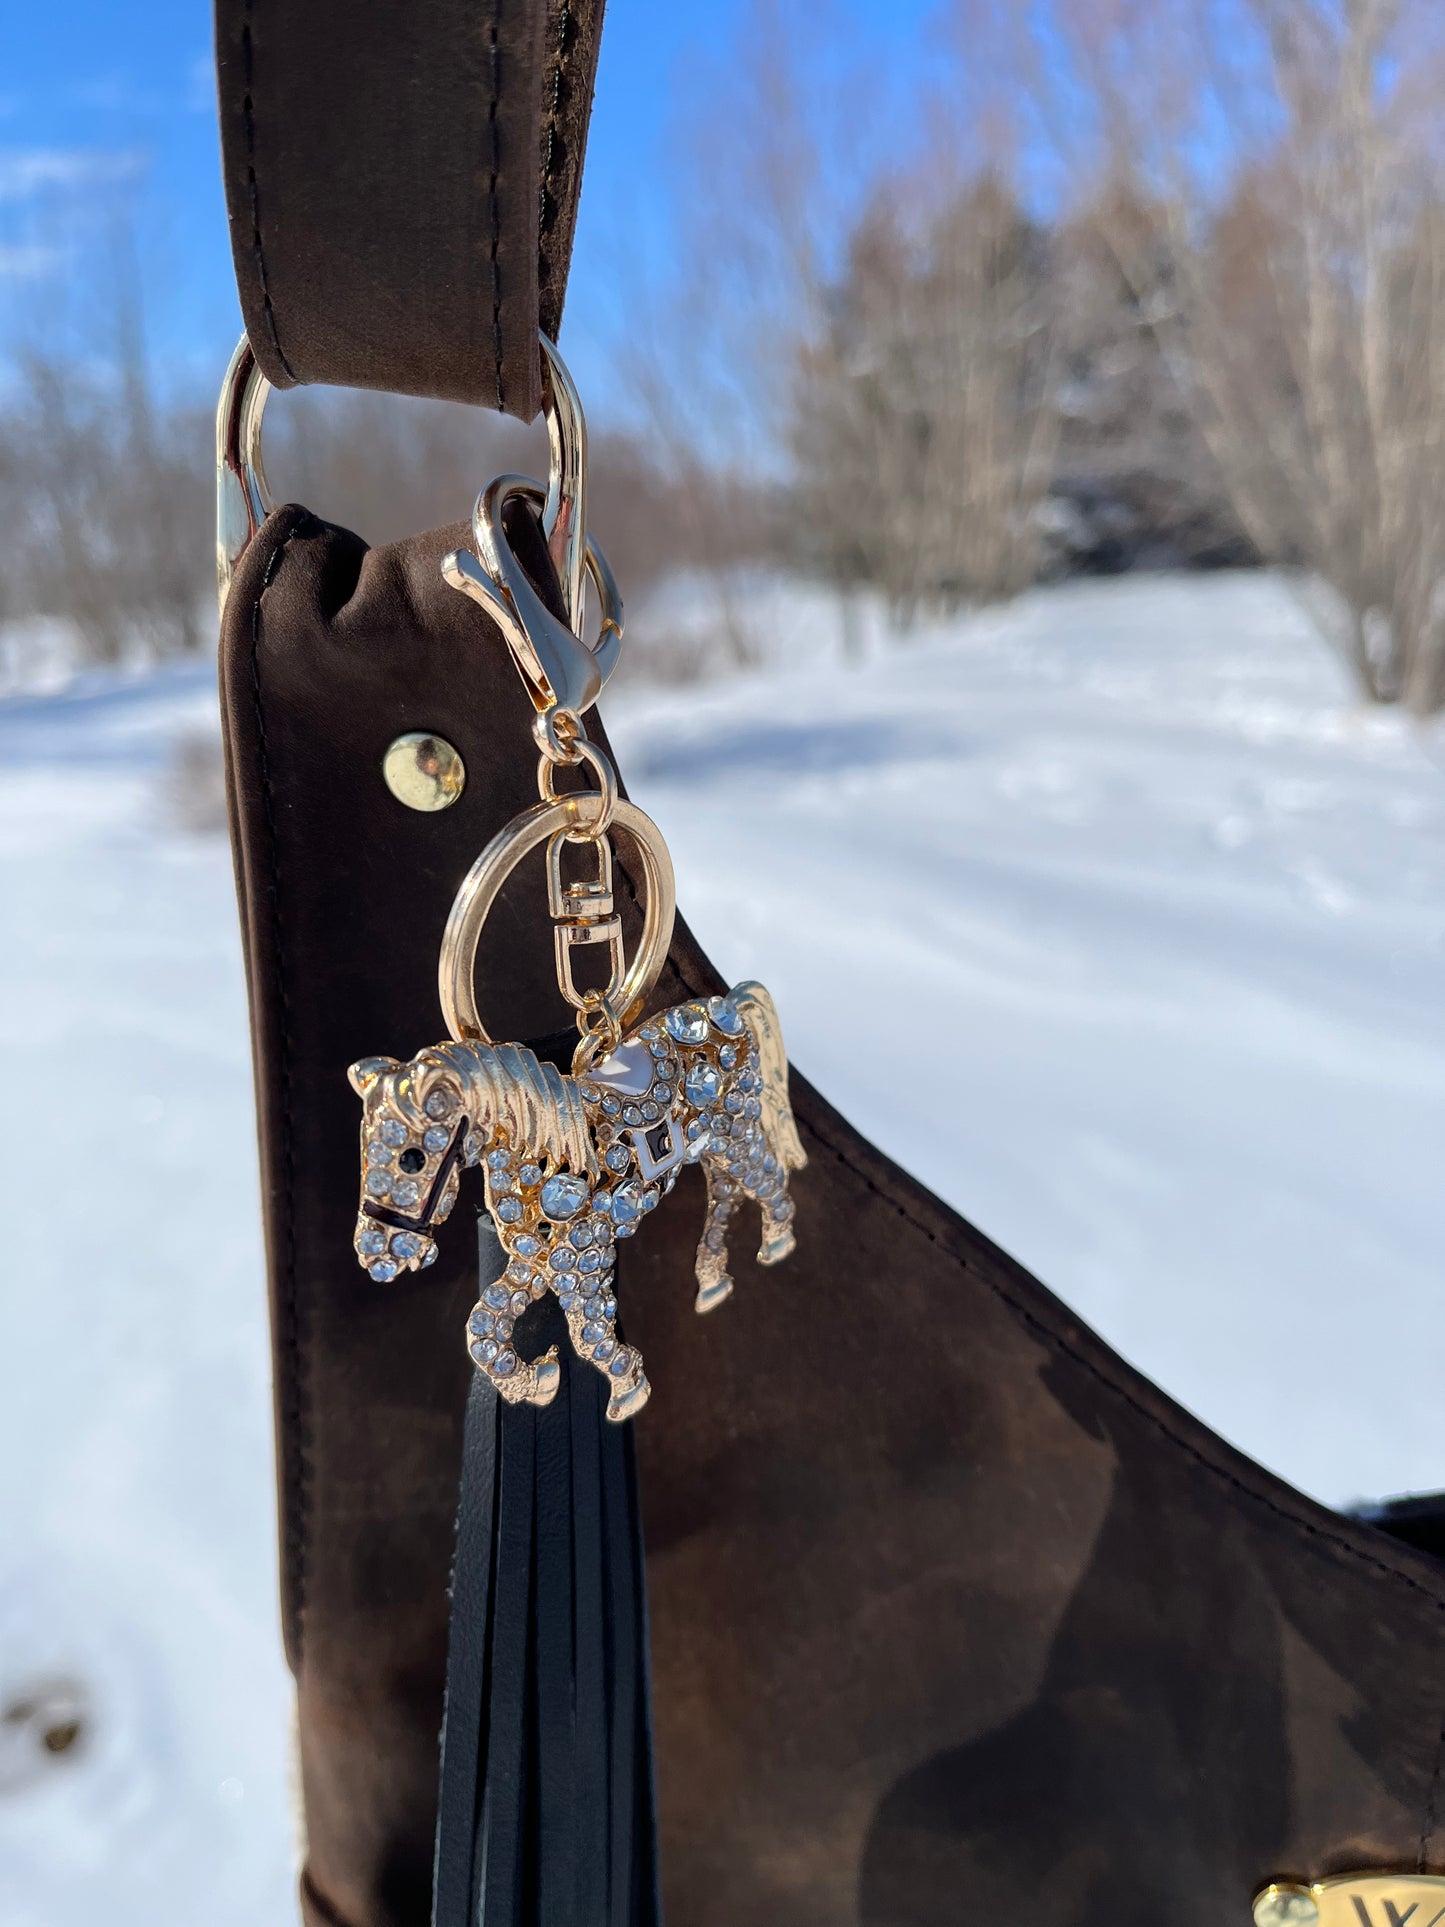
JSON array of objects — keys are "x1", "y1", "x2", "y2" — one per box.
[
  {"x1": 382, "y1": 732, "x2": 467, "y2": 812},
  {"x1": 344, "y1": 334, "x2": 805, "y2": 1420},
  {"x1": 1254, "y1": 1874, "x2": 1445, "y2": 1927}
]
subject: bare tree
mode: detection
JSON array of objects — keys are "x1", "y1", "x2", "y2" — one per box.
[
  {"x1": 994, "y1": 0, "x2": 1445, "y2": 710},
  {"x1": 793, "y1": 174, "x2": 1059, "y2": 620}
]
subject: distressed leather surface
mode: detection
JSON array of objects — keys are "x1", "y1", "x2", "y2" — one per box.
[
  {"x1": 220, "y1": 509, "x2": 1445, "y2": 1927},
  {"x1": 213, "y1": 0, "x2": 605, "y2": 416}
]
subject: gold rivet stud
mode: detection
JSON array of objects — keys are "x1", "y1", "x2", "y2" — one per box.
[
  {"x1": 1253, "y1": 1885, "x2": 1320, "y2": 1927},
  {"x1": 382, "y1": 732, "x2": 466, "y2": 813}
]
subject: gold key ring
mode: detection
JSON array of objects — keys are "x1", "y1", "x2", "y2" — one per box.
[{"x1": 439, "y1": 795, "x2": 676, "y2": 1046}]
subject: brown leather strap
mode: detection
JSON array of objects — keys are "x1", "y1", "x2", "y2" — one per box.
[{"x1": 213, "y1": 0, "x2": 604, "y2": 418}]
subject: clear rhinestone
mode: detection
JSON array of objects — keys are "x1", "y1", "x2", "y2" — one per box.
[
  {"x1": 641, "y1": 1100, "x2": 659, "y2": 1122},
  {"x1": 705, "y1": 1227, "x2": 726, "y2": 1253},
  {"x1": 578, "y1": 1247, "x2": 602, "y2": 1273},
  {"x1": 496, "y1": 1317, "x2": 514, "y2": 1338},
  {"x1": 494, "y1": 1350, "x2": 517, "y2": 1377},
  {"x1": 487, "y1": 1148, "x2": 511, "y2": 1171},
  {"x1": 685, "y1": 1063, "x2": 721, "y2": 1107},
  {"x1": 664, "y1": 1003, "x2": 711, "y2": 1045},
  {"x1": 602, "y1": 1295, "x2": 617, "y2": 1320},
  {"x1": 420, "y1": 1125, "x2": 448, "y2": 1155},
  {"x1": 470, "y1": 1337, "x2": 499, "y2": 1364},
  {"x1": 605, "y1": 1144, "x2": 630, "y2": 1172},
  {"x1": 579, "y1": 1082, "x2": 600, "y2": 1102},
  {"x1": 639, "y1": 1025, "x2": 659, "y2": 1041},
  {"x1": 600, "y1": 1095, "x2": 621, "y2": 1117},
  {"x1": 593, "y1": 1338, "x2": 616, "y2": 1362},
  {"x1": 582, "y1": 1320, "x2": 606, "y2": 1346},
  {"x1": 468, "y1": 1308, "x2": 495, "y2": 1337},
  {"x1": 719, "y1": 1044, "x2": 738, "y2": 1071},
  {"x1": 510, "y1": 1290, "x2": 530, "y2": 1315},
  {"x1": 366, "y1": 1140, "x2": 393, "y2": 1167},
  {"x1": 615, "y1": 1220, "x2": 636, "y2": 1239},
  {"x1": 358, "y1": 1227, "x2": 387, "y2": 1257},
  {"x1": 464, "y1": 1134, "x2": 483, "y2": 1165},
  {"x1": 650, "y1": 1082, "x2": 671, "y2": 1103},
  {"x1": 708, "y1": 996, "x2": 745, "y2": 1036},
  {"x1": 506, "y1": 1259, "x2": 533, "y2": 1285},
  {"x1": 686, "y1": 1137, "x2": 706, "y2": 1161},
  {"x1": 391, "y1": 1179, "x2": 420, "y2": 1209},
  {"x1": 424, "y1": 1088, "x2": 456, "y2": 1121},
  {"x1": 540, "y1": 1173, "x2": 589, "y2": 1220},
  {"x1": 622, "y1": 1104, "x2": 644, "y2": 1127},
  {"x1": 593, "y1": 1191, "x2": 613, "y2": 1217},
  {"x1": 771, "y1": 1201, "x2": 791, "y2": 1220},
  {"x1": 745, "y1": 1097, "x2": 762, "y2": 1119},
  {"x1": 519, "y1": 1163, "x2": 543, "y2": 1188},
  {"x1": 514, "y1": 1234, "x2": 541, "y2": 1258},
  {"x1": 610, "y1": 1349, "x2": 634, "y2": 1377},
  {"x1": 421, "y1": 1246, "x2": 438, "y2": 1267},
  {"x1": 570, "y1": 1220, "x2": 593, "y2": 1248},
  {"x1": 724, "y1": 1091, "x2": 745, "y2": 1115},
  {"x1": 379, "y1": 1118, "x2": 408, "y2": 1147},
  {"x1": 495, "y1": 1195, "x2": 523, "y2": 1224},
  {"x1": 558, "y1": 1289, "x2": 580, "y2": 1312},
  {"x1": 391, "y1": 1231, "x2": 421, "y2": 1260},
  {"x1": 368, "y1": 1258, "x2": 399, "y2": 1282},
  {"x1": 365, "y1": 1170, "x2": 392, "y2": 1198},
  {"x1": 584, "y1": 1294, "x2": 604, "y2": 1319},
  {"x1": 484, "y1": 1284, "x2": 510, "y2": 1311},
  {"x1": 649, "y1": 1039, "x2": 669, "y2": 1059},
  {"x1": 641, "y1": 1187, "x2": 660, "y2": 1212},
  {"x1": 549, "y1": 1247, "x2": 577, "y2": 1272},
  {"x1": 611, "y1": 1183, "x2": 641, "y2": 1224},
  {"x1": 687, "y1": 1115, "x2": 709, "y2": 1139}
]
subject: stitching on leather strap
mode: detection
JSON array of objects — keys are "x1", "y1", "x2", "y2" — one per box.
[
  {"x1": 251, "y1": 522, "x2": 311, "y2": 1658},
  {"x1": 240, "y1": 5, "x2": 298, "y2": 382},
  {"x1": 538, "y1": 0, "x2": 570, "y2": 311},
  {"x1": 487, "y1": 0, "x2": 505, "y2": 412}
]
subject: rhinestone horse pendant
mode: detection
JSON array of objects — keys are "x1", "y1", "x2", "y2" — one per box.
[{"x1": 349, "y1": 982, "x2": 806, "y2": 1421}]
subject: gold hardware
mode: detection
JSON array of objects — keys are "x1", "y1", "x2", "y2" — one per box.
[
  {"x1": 438, "y1": 795, "x2": 676, "y2": 1054},
  {"x1": 442, "y1": 475, "x2": 622, "y2": 727},
  {"x1": 1254, "y1": 1888, "x2": 1321, "y2": 1927},
  {"x1": 382, "y1": 732, "x2": 467, "y2": 813},
  {"x1": 214, "y1": 337, "x2": 273, "y2": 615},
  {"x1": 1254, "y1": 1874, "x2": 1445, "y2": 1927}
]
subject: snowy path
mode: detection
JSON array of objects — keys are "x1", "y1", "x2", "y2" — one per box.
[{"x1": 1, "y1": 571, "x2": 1442, "y2": 1920}]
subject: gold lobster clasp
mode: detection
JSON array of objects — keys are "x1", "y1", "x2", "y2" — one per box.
[{"x1": 441, "y1": 335, "x2": 623, "y2": 741}]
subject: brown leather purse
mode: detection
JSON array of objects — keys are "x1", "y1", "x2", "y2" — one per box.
[{"x1": 214, "y1": 7, "x2": 1445, "y2": 1927}]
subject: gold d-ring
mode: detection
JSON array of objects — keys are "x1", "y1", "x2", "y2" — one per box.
[{"x1": 439, "y1": 797, "x2": 676, "y2": 1044}]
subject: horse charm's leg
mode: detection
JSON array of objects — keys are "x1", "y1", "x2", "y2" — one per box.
[
  {"x1": 466, "y1": 1141, "x2": 651, "y2": 1419},
  {"x1": 694, "y1": 1161, "x2": 739, "y2": 1312}
]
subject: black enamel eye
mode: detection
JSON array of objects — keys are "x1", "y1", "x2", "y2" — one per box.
[{"x1": 399, "y1": 1147, "x2": 426, "y2": 1174}]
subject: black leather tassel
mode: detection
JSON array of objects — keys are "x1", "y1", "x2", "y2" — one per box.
[{"x1": 433, "y1": 1219, "x2": 661, "y2": 1927}]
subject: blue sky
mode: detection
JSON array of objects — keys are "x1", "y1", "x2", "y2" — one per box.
[{"x1": 0, "y1": 0, "x2": 942, "y2": 416}]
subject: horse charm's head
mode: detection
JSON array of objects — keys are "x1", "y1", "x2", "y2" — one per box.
[
  {"x1": 347, "y1": 1048, "x2": 474, "y2": 1280},
  {"x1": 348, "y1": 985, "x2": 806, "y2": 1421}
]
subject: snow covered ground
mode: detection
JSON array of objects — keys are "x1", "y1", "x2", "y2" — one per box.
[{"x1": 1, "y1": 569, "x2": 1442, "y2": 1921}]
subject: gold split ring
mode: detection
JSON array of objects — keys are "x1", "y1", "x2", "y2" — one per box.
[{"x1": 439, "y1": 797, "x2": 676, "y2": 1045}]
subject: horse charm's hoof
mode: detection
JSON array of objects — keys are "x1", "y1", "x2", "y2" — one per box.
[{"x1": 349, "y1": 983, "x2": 805, "y2": 1419}]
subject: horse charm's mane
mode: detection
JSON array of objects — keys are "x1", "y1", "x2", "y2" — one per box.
[{"x1": 349, "y1": 983, "x2": 805, "y2": 1421}]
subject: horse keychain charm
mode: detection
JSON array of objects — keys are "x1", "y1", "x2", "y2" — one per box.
[{"x1": 348, "y1": 336, "x2": 805, "y2": 1421}]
